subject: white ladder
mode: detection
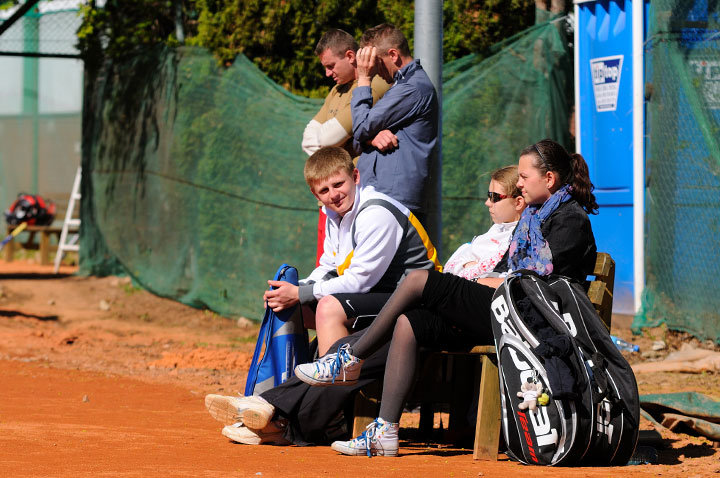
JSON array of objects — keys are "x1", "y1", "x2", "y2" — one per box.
[{"x1": 53, "y1": 166, "x2": 82, "y2": 273}]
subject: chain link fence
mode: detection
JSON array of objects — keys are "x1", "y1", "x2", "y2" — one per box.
[
  {"x1": 0, "y1": 1, "x2": 82, "y2": 57},
  {"x1": 0, "y1": 1, "x2": 82, "y2": 223},
  {"x1": 633, "y1": 0, "x2": 720, "y2": 343}
]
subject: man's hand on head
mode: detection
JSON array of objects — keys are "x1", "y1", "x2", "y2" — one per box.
[
  {"x1": 263, "y1": 280, "x2": 300, "y2": 312},
  {"x1": 356, "y1": 46, "x2": 378, "y2": 87},
  {"x1": 370, "y1": 129, "x2": 398, "y2": 152}
]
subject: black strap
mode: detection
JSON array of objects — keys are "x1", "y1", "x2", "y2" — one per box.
[
  {"x1": 350, "y1": 199, "x2": 408, "y2": 249},
  {"x1": 590, "y1": 352, "x2": 611, "y2": 404},
  {"x1": 590, "y1": 352, "x2": 637, "y2": 427}
]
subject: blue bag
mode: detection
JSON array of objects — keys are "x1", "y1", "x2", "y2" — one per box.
[{"x1": 245, "y1": 264, "x2": 310, "y2": 396}]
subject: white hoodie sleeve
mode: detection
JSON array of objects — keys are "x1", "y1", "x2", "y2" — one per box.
[
  {"x1": 301, "y1": 118, "x2": 352, "y2": 155},
  {"x1": 297, "y1": 214, "x2": 338, "y2": 304},
  {"x1": 305, "y1": 205, "x2": 403, "y2": 301}
]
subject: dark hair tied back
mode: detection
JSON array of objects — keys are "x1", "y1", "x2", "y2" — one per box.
[{"x1": 520, "y1": 139, "x2": 599, "y2": 214}]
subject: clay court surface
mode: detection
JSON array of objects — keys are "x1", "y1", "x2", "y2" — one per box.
[{"x1": 0, "y1": 260, "x2": 718, "y2": 477}]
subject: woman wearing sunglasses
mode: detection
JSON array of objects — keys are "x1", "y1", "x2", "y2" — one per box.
[
  {"x1": 295, "y1": 138, "x2": 598, "y2": 457},
  {"x1": 443, "y1": 165, "x2": 525, "y2": 281}
]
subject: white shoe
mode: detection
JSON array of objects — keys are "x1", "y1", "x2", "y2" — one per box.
[
  {"x1": 221, "y1": 420, "x2": 290, "y2": 445},
  {"x1": 205, "y1": 394, "x2": 275, "y2": 428},
  {"x1": 294, "y1": 343, "x2": 363, "y2": 386},
  {"x1": 331, "y1": 417, "x2": 399, "y2": 456}
]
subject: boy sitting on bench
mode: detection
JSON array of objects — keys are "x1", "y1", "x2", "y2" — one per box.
[
  {"x1": 206, "y1": 145, "x2": 440, "y2": 443},
  {"x1": 262, "y1": 145, "x2": 441, "y2": 356}
]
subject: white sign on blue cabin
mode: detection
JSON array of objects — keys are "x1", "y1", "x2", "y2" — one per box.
[{"x1": 590, "y1": 55, "x2": 624, "y2": 112}]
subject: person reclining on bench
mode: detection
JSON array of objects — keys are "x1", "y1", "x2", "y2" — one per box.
[
  {"x1": 294, "y1": 138, "x2": 598, "y2": 457},
  {"x1": 442, "y1": 165, "x2": 525, "y2": 282},
  {"x1": 205, "y1": 164, "x2": 526, "y2": 446}
]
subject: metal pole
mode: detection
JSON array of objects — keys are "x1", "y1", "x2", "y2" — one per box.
[
  {"x1": 573, "y1": 4, "x2": 582, "y2": 155},
  {"x1": 632, "y1": 0, "x2": 645, "y2": 312},
  {"x1": 175, "y1": 1, "x2": 185, "y2": 44},
  {"x1": 414, "y1": 0, "x2": 443, "y2": 257},
  {"x1": 22, "y1": 7, "x2": 40, "y2": 195}
]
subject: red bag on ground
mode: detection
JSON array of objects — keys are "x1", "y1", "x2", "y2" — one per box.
[{"x1": 4, "y1": 194, "x2": 56, "y2": 226}]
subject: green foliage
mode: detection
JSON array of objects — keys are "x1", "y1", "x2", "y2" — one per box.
[
  {"x1": 77, "y1": 0, "x2": 536, "y2": 97},
  {"x1": 122, "y1": 282, "x2": 142, "y2": 295},
  {"x1": 77, "y1": 0, "x2": 183, "y2": 67},
  {"x1": 442, "y1": 0, "x2": 535, "y2": 61},
  {"x1": 187, "y1": 0, "x2": 415, "y2": 96},
  {"x1": 0, "y1": 0, "x2": 18, "y2": 11}
]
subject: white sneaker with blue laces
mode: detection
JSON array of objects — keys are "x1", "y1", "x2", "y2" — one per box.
[
  {"x1": 294, "y1": 343, "x2": 362, "y2": 386},
  {"x1": 331, "y1": 417, "x2": 399, "y2": 456}
]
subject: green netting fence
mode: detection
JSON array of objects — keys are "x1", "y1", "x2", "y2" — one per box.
[
  {"x1": 633, "y1": 0, "x2": 720, "y2": 343},
  {"x1": 80, "y1": 19, "x2": 573, "y2": 321}
]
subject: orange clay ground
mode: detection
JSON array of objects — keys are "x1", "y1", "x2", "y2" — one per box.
[{"x1": 0, "y1": 259, "x2": 718, "y2": 477}]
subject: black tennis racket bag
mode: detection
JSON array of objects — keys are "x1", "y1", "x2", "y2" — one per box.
[{"x1": 489, "y1": 270, "x2": 639, "y2": 466}]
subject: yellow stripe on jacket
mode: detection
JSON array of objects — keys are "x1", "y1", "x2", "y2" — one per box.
[
  {"x1": 408, "y1": 212, "x2": 443, "y2": 272},
  {"x1": 337, "y1": 216, "x2": 441, "y2": 276},
  {"x1": 337, "y1": 250, "x2": 354, "y2": 276}
]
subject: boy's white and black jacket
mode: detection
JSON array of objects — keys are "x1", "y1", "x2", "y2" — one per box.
[{"x1": 298, "y1": 186, "x2": 441, "y2": 304}]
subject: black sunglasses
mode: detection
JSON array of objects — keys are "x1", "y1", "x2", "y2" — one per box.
[{"x1": 487, "y1": 191, "x2": 512, "y2": 203}]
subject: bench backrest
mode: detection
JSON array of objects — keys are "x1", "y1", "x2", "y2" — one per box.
[{"x1": 587, "y1": 252, "x2": 615, "y2": 330}]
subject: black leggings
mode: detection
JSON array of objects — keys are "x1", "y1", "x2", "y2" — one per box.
[{"x1": 349, "y1": 269, "x2": 496, "y2": 422}]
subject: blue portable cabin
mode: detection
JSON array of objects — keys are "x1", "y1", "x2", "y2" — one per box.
[{"x1": 574, "y1": 0, "x2": 649, "y2": 314}]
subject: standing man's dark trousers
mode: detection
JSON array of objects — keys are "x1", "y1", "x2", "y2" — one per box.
[{"x1": 261, "y1": 330, "x2": 390, "y2": 445}]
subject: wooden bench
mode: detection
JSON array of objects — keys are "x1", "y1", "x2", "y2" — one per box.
[
  {"x1": 4, "y1": 224, "x2": 62, "y2": 265},
  {"x1": 4, "y1": 194, "x2": 79, "y2": 266},
  {"x1": 352, "y1": 252, "x2": 616, "y2": 459}
]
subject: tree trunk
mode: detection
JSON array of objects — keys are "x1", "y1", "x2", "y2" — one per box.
[{"x1": 535, "y1": 0, "x2": 567, "y2": 16}]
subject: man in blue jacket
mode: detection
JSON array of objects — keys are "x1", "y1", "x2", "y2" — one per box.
[{"x1": 351, "y1": 24, "x2": 439, "y2": 223}]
